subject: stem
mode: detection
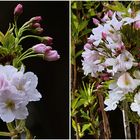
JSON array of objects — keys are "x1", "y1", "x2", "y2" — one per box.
[
  {"x1": 18, "y1": 35, "x2": 42, "y2": 44},
  {"x1": 18, "y1": 48, "x2": 33, "y2": 60},
  {"x1": 0, "y1": 132, "x2": 11, "y2": 137},
  {"x1": 135, "y1": 123, "x2": 140, "y2": 139},
  {"x1": 17, "y1": 54, "x2": 43, "y2": 63},
  {"x1": 74, "y1": 116, "x2": 80, "y2": 140},
  {"x1": 71, "y1": 43, "x2": 80, "y2": 139},
  {"x1": 6, "y1": 122, "x2": 15, "y2": 132},
  {"x1": 97, "y1": 92, "x2": 111, "y2": 139},
  {"x1": 122, "y1": 101, "x2": 131, "y2": 139}
]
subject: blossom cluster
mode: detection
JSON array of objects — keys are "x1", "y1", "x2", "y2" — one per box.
[
  {"x1": 82, "y1": 9, "x2": 140, "y2": 116},
  {"x1": 0, "y1": 3, "x2": 60, "y2": 124},
  {"x1": 0, "y1": 65, "x2": 41, "y2": 123}
]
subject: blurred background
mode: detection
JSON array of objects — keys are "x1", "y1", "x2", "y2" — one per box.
[{"x1": 0, "y1": 1, "x2": 69, "y2": 139}]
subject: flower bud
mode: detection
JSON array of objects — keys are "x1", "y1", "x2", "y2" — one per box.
[
  {"x1": 107, "y1": 10, "x2": 113, "y2": 18},
  {"x1": 32, "y1": 43, "x2": 52, "y2": 53},
  {"x1": 14, "y1": 4, "x2": 23, "y2": 16},
  {"x1": 34, "y1": 27, "x2": 43, "y2": 34},
  {"x1": 92, "y1": 18, "x2": 100, "y2": 25},
  {"x1": 42, "y1": 36, "x2": 53, "y2": 45},
  {"x1": 44, "y1": 50, "x2": 60, "y2": 61},
  {"x1": 31, "y1": 23, "x2": 41, "y2": 28},
  {"x1": 134, "y1": 20, "x2": 140, "y2": 30},
  {"x1": 84, "y1": 43, "x2": 92, "y2": 50},
  {"x1": 102, "y1": 32, "x2": 107, "y2": 40},
  {"x1": 30, "y1": 16, "x2": 42, "y2": 23}
]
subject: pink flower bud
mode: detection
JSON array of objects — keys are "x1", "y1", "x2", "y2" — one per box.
[
  {"x1": 116, "y1": 43, "x2": 125, "y2": 54},
  {"x1": 34, "y1": 27, "x2": 43, "y2": 34},
  {"x1": 102, "y1": 32, "x2": 107, "y2": 40},
  {"x1": 30, "y1": 16, "x2": 42, "y2": 23},
  {"x1": 100, "y1": 73, "x2": 110, "y2": 81},
  {"x1": 134, "y1": 20, "x2": 140, "y2": 30},
  {"x1": 44, "y1": 50, "x2": 60, "y2": 61},
  {"x1": 32, "y1": 43, "x2": 52, "y2": 53},
  {"x1": 92, "y1": 18, "x2": 100, "y2": 25},
  {"x1": 42, "y1": 36, "x2": 53, "y2": 45},
  {"x1": 84, "y1": 43, "x2": 92, "y2": 50},
  {"x1": 14, "y1": 4, "x2": 23, "y2": 16},
  {"x1": 31, "y1": 23, "x2": 41, "y2": 28},
  {"x1": 107, "y1": 10, "x2": 113, "y2": 18}
]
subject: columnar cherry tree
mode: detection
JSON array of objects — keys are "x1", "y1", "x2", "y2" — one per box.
[
  {"x1": 81, "y1": 2, "x2": 140, "y2": 139},
  {"x1": 0, "y1": 4, "x2": 59, "y2": 138}
]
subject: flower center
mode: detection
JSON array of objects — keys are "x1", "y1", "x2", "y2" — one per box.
[{"x1": 5, "y1": 99, "x2": 15, "y2": 110}]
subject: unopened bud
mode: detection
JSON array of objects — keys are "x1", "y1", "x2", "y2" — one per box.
[
  {"x1": 14, "y1": 4, "x2": 23, "y2": 16},
  {"x1": 102, "y1": 32, "x2": 107, "y2": 40},
  {"x1": 44, "y1": 50, "x2": 60, "y2": 61},
  {"x1": 34, "y1": 27, "x2": 43, "y2": 34},
  {"x1": 92, "y1": 18, "x2": 100, "y2": 25},
  {"x1": 42, "y1": 36, "x2": 53, "y2": 45},
  {"x1": 30, "y1": 16, "x2": 42, "y2": 23},
  {"x1": 32, "y1": 43, "x2": 52, "y2": 53},
  {"x1": 84, "y1": 43, "x2": 92, "y2": 50},
  {"x1": 134, "y1": 20, "x2": 140, "y2": 30},
  {"x1": 107, "y1": 10, "x2": 113, "y2": 18},
  {"x1": 31, "y1": 23, "x2": 41, "y2": 28}
]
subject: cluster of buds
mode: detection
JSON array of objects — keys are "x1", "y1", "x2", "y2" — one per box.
[
  {"x1": 32, "y1": 43, "x2": 60, "y2": 61},
  {"x1": 29, "y1": 16, "x2": 43, "y2": 34},
  {"x1": 13, "y1": 4, "x2": 60, "y2": 63}
]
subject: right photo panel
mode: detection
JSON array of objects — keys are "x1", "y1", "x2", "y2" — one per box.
[{"x1": 71, "y1": 1, "x2": 140, "y2": 139}]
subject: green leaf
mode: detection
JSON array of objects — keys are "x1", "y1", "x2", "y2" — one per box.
[
  {"x1": 78, "y1": 20, "x2": 89, "y2": 32},
  {"x1": 82, "y1": 123, "x2": 91, "y2": 133},
  {"x1": 80, "y1": 109, "x2": 90, "y2": 120},
  {"x1": 72, "y1": 119, "x2": 77, "y2": 132},
  {"x1": 71, "y1": 2, "x2": 77, "y2": 9},
  {"x1": 107, "y1": 1, "x2": 129, "y2": 16},
  {"x1": 88, "y1": 9, "x2": 96, "y2": 16},
  {"x1": 79, "y1": 29, "x2": 91, "y2": 38},
  {"x1": 2, "y1": 24, "x2": 15, "y2": 48},
  {"x1": 0, "y1": 31, "x2": 4, "y2": 44},
  {"x1": 75, "y1": 50, "x2": 83, "y2": 58},
  {"x1": 76, "y1": 98, "x2": 86, "y2": 108},
  {"x1": 71, "y1": 97, "x2": 80, "y2": 109}
]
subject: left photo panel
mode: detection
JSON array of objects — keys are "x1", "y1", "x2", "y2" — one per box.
[{"x1": 0, "y1": 1, "x2": 69, "y2": 139}]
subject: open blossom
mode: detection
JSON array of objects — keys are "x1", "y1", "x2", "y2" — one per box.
[
  {"x1": 105, "y1": 50, "x2": 135, "y2": 74},
  {"x1": 130, "y1": 92, "x2": 140, "y2": 116},
  {"x1": 0, "y1": 65, "x2": 42, "y2": 123},
  {"x1": 82, "y1": 49, "x2": 104, "y2": 77},
  {"x1": 0, "y1": 87, "x2": 28, "y2": 123},
  {"x1": 104, "y1": 89, "x2": 124, "y2": 111},
  {"x1": 117, "y1": 72, "x2": 140, "y2": 92},
  {"x1": 104, "y1": 82, "x2": 126, "y2": 111}
]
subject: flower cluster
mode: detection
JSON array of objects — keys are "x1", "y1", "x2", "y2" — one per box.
[
  {"x1": 0, "y1": 3, "x2": 60, "y2": 138},
  {"x1": 0, "y1": 65, "x2": 41, "y2": 123},
  {"x1": 82, "y1": 8, "x2": 140, "y2": 116},
  {"x1": 0, "y1": 3, "x2": 60, "y2": 124}
]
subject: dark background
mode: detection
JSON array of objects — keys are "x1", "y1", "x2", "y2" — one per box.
[{"x1": 0, "y1": 1, "x2": 69, "y2": 139}]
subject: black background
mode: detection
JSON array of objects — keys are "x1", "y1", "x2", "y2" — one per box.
[{"x1": 0, "y1": 1, "x2": 69, "y2": 139}]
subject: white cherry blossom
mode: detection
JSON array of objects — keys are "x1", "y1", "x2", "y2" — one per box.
[
  {"x1": 130, "y1": 92, "x2": 140, "y2": 116},
  {"x1": 117, "y1": 72, "x2": 140, "y2": 92},
  {"x1": 0, "y1": 87, "x2": 28, "y2": 123}
]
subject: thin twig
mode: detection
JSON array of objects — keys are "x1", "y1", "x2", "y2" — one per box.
[
  {"x1": 122, "y1": 101, "x2": 131, "y2": 139},
  {"x1": 97, "y1": 92, "x2": 111, "y2": 139}
]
